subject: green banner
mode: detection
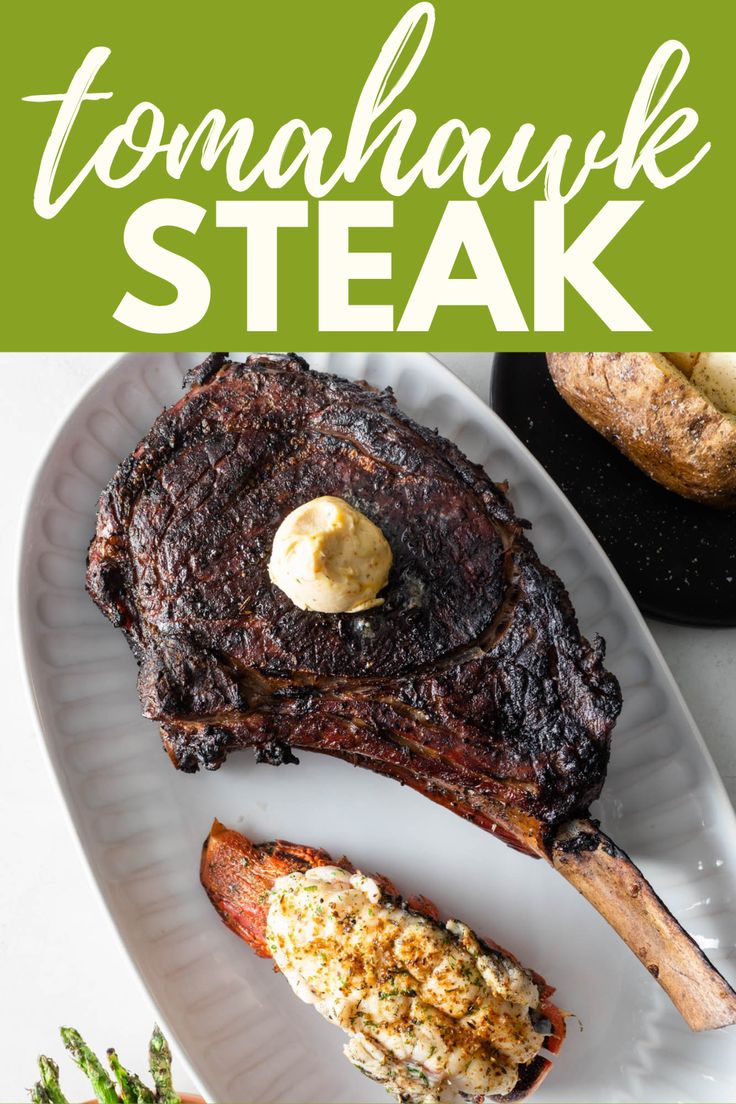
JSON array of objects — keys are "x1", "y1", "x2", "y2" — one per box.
[{"x1": 2, "y1": 0, "x2": 733, "y2": 349}]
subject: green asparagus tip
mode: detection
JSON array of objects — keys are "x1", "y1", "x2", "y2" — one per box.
[
  {"x1": 107, "y1": 1048, "x2": 135, "y2": 1103},
  {"x1": 150, "y1": 1025, "x2": 168, "y2": 1055},
  {"x1": 107, "y1": 1046, "x2": 156, "y2": 1104},
  {"x1": 60, "y1": 1027, "x2": 120, "y2": 1104},
  {"x1": 38, "y1": 1056, "x2": 69, "y2": 1104},
  {"x1": 59, "y1": 1027, "x2": 80, "y2": 1052},
  {"x1": 149, "y1": 1026, "x2": 180, "y2": 1104}
]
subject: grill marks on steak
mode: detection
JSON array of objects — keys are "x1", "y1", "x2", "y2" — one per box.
[
  {"x1": 87, "y1": 354, "x2": 621, "y2": 855},
  {"x1": 109, "y1": 355, "x2": 507, "y2": 679}
]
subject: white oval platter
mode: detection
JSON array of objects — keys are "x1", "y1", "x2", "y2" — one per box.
[{"x1": 18, "y1": 351, "x2": 736, "y2": 1103}]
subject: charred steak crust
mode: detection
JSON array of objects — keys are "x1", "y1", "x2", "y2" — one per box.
[{"x1": 87, "y1": 354, "x2": 621, "y2": 854}]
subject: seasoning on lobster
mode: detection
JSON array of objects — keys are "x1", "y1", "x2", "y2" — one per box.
[{"x1": 201, "y1": 820, "x2": 566, "y2": 1103}]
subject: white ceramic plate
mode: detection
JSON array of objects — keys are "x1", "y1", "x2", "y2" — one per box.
[{"x1": 18, "y1": 352, "x2": 736, "y2": 1104}]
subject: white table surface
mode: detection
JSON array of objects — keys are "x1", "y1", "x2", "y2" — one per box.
[{"x1": 1, "y1": 352, "x2": 734, "y2": 1102}]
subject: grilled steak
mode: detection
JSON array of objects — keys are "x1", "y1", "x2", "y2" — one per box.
[{"x1": 87, "y1": 352, "x2": 621, "y2": 857}]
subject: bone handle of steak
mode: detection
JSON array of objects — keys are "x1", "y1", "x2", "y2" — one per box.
[{"x1": 551, "y1": 819, "x2": 736, "y2": 1032}]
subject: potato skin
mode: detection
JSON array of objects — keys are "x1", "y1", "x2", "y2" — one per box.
[{"x1": 546, "y1": 352, "x2": 736, "y2": 510}]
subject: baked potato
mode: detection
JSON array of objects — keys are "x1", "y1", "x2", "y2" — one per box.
[{"x1": 546, "y1": 352, "x2": 736, "y2": 509}]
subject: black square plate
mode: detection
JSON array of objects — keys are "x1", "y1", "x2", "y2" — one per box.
[{"x1": 491, "y1": 352, "x2": 736, "y2": 626}]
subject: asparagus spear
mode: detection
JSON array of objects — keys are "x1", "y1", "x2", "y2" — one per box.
[
  {"x1": 38, "y1": 1057, "x2": 70, "y2": 1104},
  {"x1": 107, "y1": 1048, "x2": 155, "y2": 1104},
  {"x1": 148, "y1": 1026, "x2": 180, "y2": 1104},
  {"x1": 60, "y1": 1028, "x2": 120, "y2": 1104}
]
